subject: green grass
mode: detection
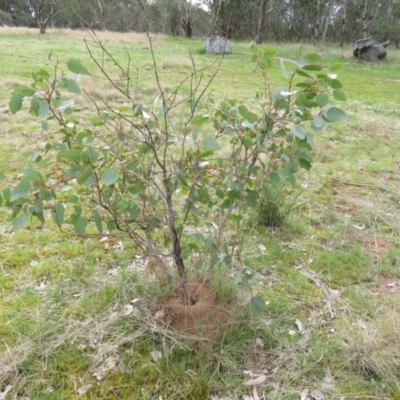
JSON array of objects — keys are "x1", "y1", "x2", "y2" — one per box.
[{"x1": 1, "y1": 27, "x2": 400, "y2": 399}]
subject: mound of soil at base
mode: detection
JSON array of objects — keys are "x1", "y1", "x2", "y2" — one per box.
[{"x1": 163, "y1": 282, "x2": 227, "y2": 340}]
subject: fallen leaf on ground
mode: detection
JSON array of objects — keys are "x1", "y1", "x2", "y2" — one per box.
[
  {"x1": 0, "y1": 385, "x2": 12, "y2": 400},
  {"x1": 300, "y1": 388, "x2": 308, "y2": 400},
  {"x1": 154, "y1": 309, "x2": 165, "y2": 319},
  {"x1": 295, "y1": 319, "x2": 305, "y2": 334},
  {"x1": 124, "y1": 304, "x2": 134, "y2": 315},
  {"x1": 311, "y1": 389, "x2": 324, "y2": 400},
  {"x1": 244, "y1": 374, "x2": 266, "y2": 386},
  {"x1": 353, "y1": 224, "x2": 365, "y2": 230},
  {"x1": 151, "y1": 350, "x2": 162, "y2": 362},
  {"x1": 77, "y1": 384, "x2": 92, "y2": 395}
]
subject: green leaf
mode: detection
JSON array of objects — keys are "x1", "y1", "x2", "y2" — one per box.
[
  {"x1": 263, "y1": 48, "x2": 277, "y2": 58},
  {"x1": 82, "y1": 147, "x2": 98, "y2": 163},
  {"x1": 22, "y1": 169, "x2": 41, "y2": 181},
  {"x1": 191, "y1": 115, "x2": 209, "y2": 125},
  {"x1": 67, "y1": 59, "x2": 90, "y2": 75},
  {"x1": 57, "y1": 150, "x2": 82, "y2": 163},
  {"x1": 250, "y1": 296, "x2": 268, "y2": 315},
  {"x1": 262, "y1": 183, "x2": 278, "y2": 200},
  {"x1": 12, "y1": 213, "x2": 29, "y2": 232},
  {"x1": 202, "y1": 137, "x2": 221, "y2": 152},
  {"x1": 272, "y1": 87, "x2": 288, "y2": 100},
  {"x1": 92, "y1": 209, "x2": 103, "y2": 233},
  {"x1": 305, "y1": 132, "x2": 315, "y2": 149},
  {"x1": 333, "y1": 89, "x2": 347, "y2": 102},
  {"x1": 9, "y1": 94, "x2": 23, "y2": 114},
  {"x1": 39, "y1": 100, "x2": 49, "y2": 118},
  {"x1": 325, "y1": 107, "x2": 348, "y2": 123},
  {"x1": 66, "y1": 79, "x2": 81, "y2": 94},
  {"x1": 220, "y1": 198, "x2": 231, "y2": 210},
  {"x1": 29, "y1": 95, "x2": 39, "y2": 116},
  {"x1": 315, "y1": 93, "x2": 329, "y2": 108},
  {"x1": 14, "y1": 85, "x2": 35, "y2": 97},
  {"x1": 303, "y1": 64, "x2": 323, "y2": 71},
  {"x1": 56, "y1": 99, "x2": 74, "y2": 111},
  {"x1": 270, "y1": 172, "x2": 280, "y2": 187},
  {"x1": 306, "y1": 53, "x2": 321, "y2": 63},
  {"x1": 280, "y1": 59, "x2": 288, "y2": 79},
  {"x1": 77, "y1": 167, "x2": 94, "y2": 185},
  {"x1": 11, "y1": 179, "x2": 31, "y2": 201},
  {"x1": 243, "y1": 136, "x2": 253, "y2": 149},
  {"x1": 101, "y1": 169, "x2": 119, "y2": 185},
  {"x1": 330, "y1": 79, "x2": 343, "y2": 89},
  {"x1": 299, "y1": 158, "x2": 312, "y2": 170},
  {"x1": 0, "y1": 171, "x2": 5, "y2": 181},
  {"x1": 51, "y1": 203, "x2": 65, "y2": 227},
  {"x1": 250, "y1": 42, "x2": 258, "y2": 52},
  {"x1": 295, "y1": 68, "x2": 313, "y2": 79},
  {"x1": 310, "y1": 116, "x2": 326, "y2": 132},
  {"x1": 292, "y1": 124, "x2": 306, "y2": 139},
  {"x1": 330, "y1": 62, "x2": 343, "y2": 72},
  {"x1": 67, "y1": 195, "x2": 79, "y2": 203},
  {"x1": 72, "y1": 216, "x2": 87, "y2": 235},
  {"x1": 295, "y1": 93, "x2": 307, "y2": 106},
  {"x1": 128, "y1": 185, "x2": 141, "y2": 195},
  {"x1": 190, "y1": 204, "x2": 202, "y2": 217},
  {"x1": 3, "y1": 188, "x2": 11, "y2": 201}
]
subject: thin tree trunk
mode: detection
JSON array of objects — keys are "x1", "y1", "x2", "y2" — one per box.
[
  {"x1": 166, "y1": 192, "x2": 191, "y2": 302},
  {"x1": 320, "y1": 0, "x2": 334, "y2": 49},
  {"x1": 179, "y1": 0, "x2": 192, "y2": 38},
  {"x1": 362, "y1": 0, "x2": 368, "y2": 39},
  {"x1": 256, "y1": 0, "x2": 268, "y2": 44},
  {"x1": 313, "y1": 0, "x2": 320, "y2": 45},
  {"x1": 340, "y1": 0, "x2": 347, "y2": 47}
]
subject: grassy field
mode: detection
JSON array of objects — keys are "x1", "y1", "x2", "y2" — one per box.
[{"x1": 1, "y1": 27, "x2": 400, "y2": 400}]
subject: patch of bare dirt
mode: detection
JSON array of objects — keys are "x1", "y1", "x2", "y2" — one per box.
[
  {"x1": 162, "y1": 282, "x2": 227, "y2": 340},
  {"x1": 376, "y1": 276, "x2": 400, "y2": 297},
  {"x1": 335, "y1": 202, "x2": 358, "y2": 215},
  {"x1": 352, "y1": 230, "x2": 392, "y2": 257}
]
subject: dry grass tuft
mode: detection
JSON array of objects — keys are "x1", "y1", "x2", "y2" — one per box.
[
  {"x1": 78, "y1": 77, "x2": 122, "y2": 102},
  {"x1": 161, "y1": 57, "x2": 193, "y2": 70},
  {"x1": 0, "y1": 77, "x2": 23, "y2": 90},
  {"x1": 0, "y1": 27, "x2": 164, "y2": 45},
  {"x1": 340, "y1": 306, "x2": 400, "y2": 386}
]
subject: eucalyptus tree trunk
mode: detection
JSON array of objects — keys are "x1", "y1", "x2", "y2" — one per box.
[
  {"x1": 255, "y1": 0, "x2": 268, "y2": 44},
  {"x1": 320, "y1": 0, "x2": 334, "y2": 49},
  {"x1": 313, "y1": 0, "x2": 320, "y2": 45},
  {"x1": 340, "y1": 0, "x2": 347, "y2": 47},
  {"x1": 28, "y1": 0, "x2": 59, "y2": 34},
  {"x1": 178, "y1": 0, "x2": 192, "y2": 38},
  {"x1": 362, "y1": 0, "x2": 368, "y2": 39},
  {"x1": 208, "y1": 0, "x2": 221, "y2": 37}
]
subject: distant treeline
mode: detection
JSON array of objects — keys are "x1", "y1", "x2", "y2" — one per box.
[{"x1": 0, "y1": 0, "x2": 399, "y2": 45}]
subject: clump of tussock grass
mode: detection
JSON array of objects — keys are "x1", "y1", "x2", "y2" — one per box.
[
  {"x1": 161, "y1": 57, "x2": 193, "y2": 70},
  {"x1": 78, "y1": 77, "x2": 122, "y2": 103},
  {"x1": 339, "y1": 305, "x2": 400, "y2": 389},
  {"x1": 0, "y1": 77, "x2": 22, "y2": 89},
  {"x1": 257, "y1": 182, "x2": 304, "y2": 227}
]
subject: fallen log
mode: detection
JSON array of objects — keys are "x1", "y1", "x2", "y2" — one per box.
[{"x1": 353, "y1": 37, "x2": 390, "y2": 61}]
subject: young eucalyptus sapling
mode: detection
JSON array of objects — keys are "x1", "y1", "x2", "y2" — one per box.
[{"x1": 1, "y1": 39, "x2": 347, "y2": 312}]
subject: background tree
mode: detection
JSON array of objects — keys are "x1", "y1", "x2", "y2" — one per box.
[
  {"x1": 321, "y1": 0, "x2": 334, "y2": 49},
  {"x1": 255, "y1": 0, "x2": 273, "y2": 44},
  {"x1": 27, "y1": 0, "x2": 59, "y2": 34},
  {"x1": 1, "y1": 0, "x2": 400, "y2": 45}
]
